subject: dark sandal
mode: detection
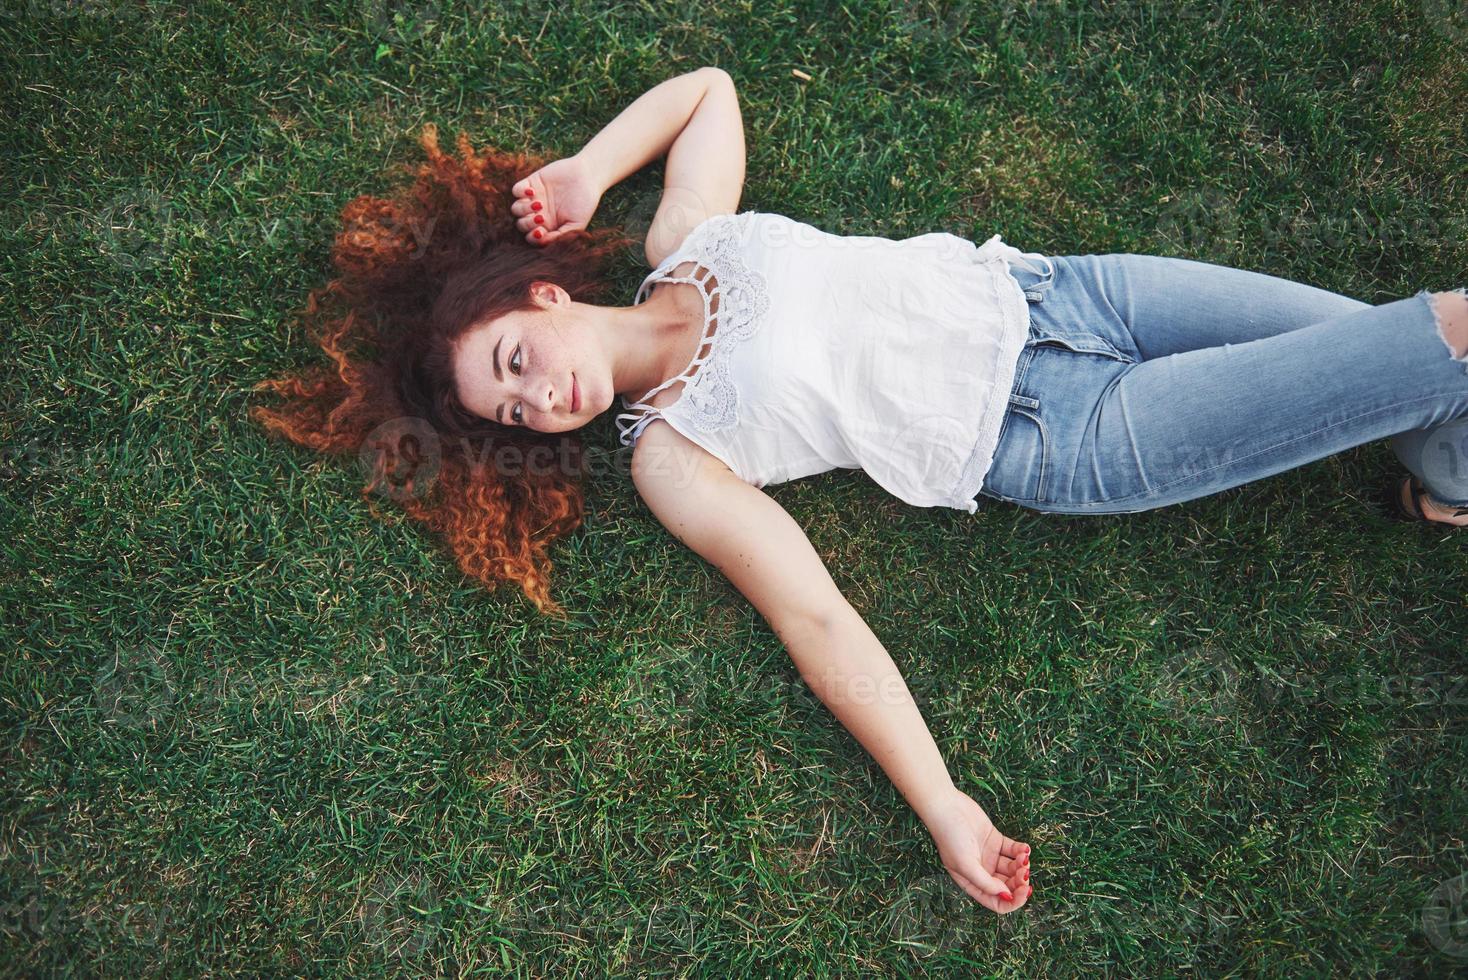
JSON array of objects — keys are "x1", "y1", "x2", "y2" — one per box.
[{"x1": 1393, "y1": 475, "x2": 1468, "y2": 526}]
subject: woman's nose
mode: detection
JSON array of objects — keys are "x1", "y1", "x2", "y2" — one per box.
[{"x1": 529, "y1": 375, "x2": 556, "y2": 414}]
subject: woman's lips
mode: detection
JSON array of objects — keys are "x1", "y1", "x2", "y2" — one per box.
[{"x1": 571, "y1": 374, "x2": 580, "y2": 413}]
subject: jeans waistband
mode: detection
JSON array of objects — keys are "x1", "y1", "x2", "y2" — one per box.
[
  {"x1": 974, "y1": 236, "x2": 1058, "y2": 410},
  {"x1": 975, "y1": 234, "x2": 1056, "y2": 303}
]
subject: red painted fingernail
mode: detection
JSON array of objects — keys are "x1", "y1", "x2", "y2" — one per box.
[
  {"x1": 533, "y1": 228, "x2": 542, "y2": 239},
  {"x1": 525, "y1": 187, "x2": 534, "y2": 198},
  {"x1": 1023, "y1": 869, "x2": 1030, "y2": 882},
  {"x1": 1000, "y1": 891, "x2": 1014, "y2": 902},
  {"x1": 534, "y1": 214, "x2": 544, "y2": 225}
]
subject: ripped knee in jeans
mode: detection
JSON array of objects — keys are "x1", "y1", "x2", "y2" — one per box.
[{"x1": 1430, "y1": 289, "x2": 1468, "y2": 367}]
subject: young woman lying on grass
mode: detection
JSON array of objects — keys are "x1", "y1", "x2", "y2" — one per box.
[{"x1": 255, "y1": 67, "x2": 1468, "y2": 916}]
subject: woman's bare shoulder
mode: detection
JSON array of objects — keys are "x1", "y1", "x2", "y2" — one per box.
[{"x1": 629, "y1": 416, "x2": 737, "y2": 489}]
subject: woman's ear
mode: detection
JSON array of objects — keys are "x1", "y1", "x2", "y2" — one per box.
[{"x1": 528, "y1": 280, "x2": 563, "y2": 307}]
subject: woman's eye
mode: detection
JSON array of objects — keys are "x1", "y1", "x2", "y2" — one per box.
[{"x1": 511, "y1": 345, "x2": 523, "y2": 423}]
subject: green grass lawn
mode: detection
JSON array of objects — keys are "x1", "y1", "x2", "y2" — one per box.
[{"x1": 4, "y1": 0, "x2": 1467, "y2": 974}]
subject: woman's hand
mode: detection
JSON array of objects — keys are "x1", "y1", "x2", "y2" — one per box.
[
  {"x1": 510, "y1": 154, "x2": 604, "y2": 246},
  {"x1": 921, "y1": 786, "x2": 1032, "y2": 914}
]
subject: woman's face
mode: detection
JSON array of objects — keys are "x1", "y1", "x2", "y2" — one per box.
[{"x1": 453, "y1": 284, "x2": 594, "y2": 434}]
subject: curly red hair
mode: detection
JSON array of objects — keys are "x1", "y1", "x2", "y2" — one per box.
[{"x1": 252, "y1": 124, "x2": 636, "y2": 618}]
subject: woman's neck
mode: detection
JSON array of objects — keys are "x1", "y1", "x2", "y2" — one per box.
[{"x1": 599, "y1": 280, "x2": 707, "y2": 403}]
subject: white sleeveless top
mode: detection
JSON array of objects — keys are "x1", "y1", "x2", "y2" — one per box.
[{"x1": 613, "y1": 210, "x2": 1047, "y2": 514}]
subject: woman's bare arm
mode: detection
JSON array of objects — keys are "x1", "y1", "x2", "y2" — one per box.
[
  {"x1": 576, "y1": 67, "x2": 745, "y2": 265},
  {"x1": 630, "y1": 422, "x2": 1032, "y2": 913},
  {"x1": 510, "y1": 67, "x2": 744, "y2": 261}
]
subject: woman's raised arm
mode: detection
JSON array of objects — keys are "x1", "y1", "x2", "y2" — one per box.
[{"x1": 510, "y1": 67, "x2": 745, "y2": 265}]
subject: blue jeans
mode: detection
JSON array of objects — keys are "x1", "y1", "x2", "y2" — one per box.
[{"x1": 977, "y1": 253, "x2": 1468, "y2": 513}]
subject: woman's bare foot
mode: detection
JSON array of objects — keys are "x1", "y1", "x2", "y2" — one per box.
[{"x1": 1398, "y1": 476, "x2": 1468, "y2": 526}]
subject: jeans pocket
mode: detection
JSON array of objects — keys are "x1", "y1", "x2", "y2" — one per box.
[
  {"x1": 1028, "y1": 331, "x2": 1134, "y2": 364},
  {"x1": 985, "y1": 395, "x2": 1049, "y2": 503}
]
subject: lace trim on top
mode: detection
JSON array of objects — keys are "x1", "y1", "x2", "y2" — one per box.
[{"x1": 614, "y1": 212, "x2": 771, "y2": 447}]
